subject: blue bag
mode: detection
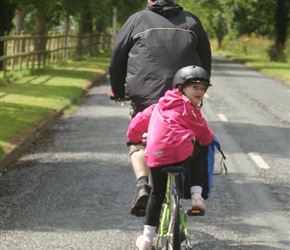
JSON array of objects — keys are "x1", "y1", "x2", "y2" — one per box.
[
  {"x1": 183, "y1": 137, "x2": 227, "y2": 200},
  {"x1": 205, "y1": 136, "x2": 227, "y2": 198}
]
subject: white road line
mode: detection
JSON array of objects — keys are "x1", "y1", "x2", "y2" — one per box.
[
  {"x1": 248, "y1": 152, "x2": 270, "y2": 169},
  {"x1": 217, "y1": 113, "x2": 228, "y2": 122}
]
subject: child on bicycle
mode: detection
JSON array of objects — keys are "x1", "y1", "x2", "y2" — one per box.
[{"x1": 126, "y1": 65, "x2": 214, "y2": 250}]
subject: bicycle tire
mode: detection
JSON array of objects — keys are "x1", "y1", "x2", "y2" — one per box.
[{"x1": 168, "y1": 194, "x2": 180, "y2": 250}]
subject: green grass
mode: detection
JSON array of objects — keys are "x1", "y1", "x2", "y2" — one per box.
[
  {"x1": 211, "y1": 36, "x2": 290, "y2": 85},
  {"x1": 0, "y1": 52, "x2": 111, "y2": 158}
]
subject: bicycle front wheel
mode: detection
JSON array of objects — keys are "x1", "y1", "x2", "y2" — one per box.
[{"x1": 168, "y1": 194, "x2": 180, "y2": 250}]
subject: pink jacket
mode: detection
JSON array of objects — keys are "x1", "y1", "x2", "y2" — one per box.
[{"x1": 127, "y1": 88, "x2": 214, "y2": 168}]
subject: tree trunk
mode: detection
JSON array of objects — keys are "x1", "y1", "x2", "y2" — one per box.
[
  {"x1": 15, "y1": 7, "x2": 26, "y2": 35},
  {"x1": 96, "y1": 17, "x2": 105, "y2": 33},
  {"x1": 112, "y1": 7, "x2": 117, "y2": 37},
  {"x1": 269, "y1": 0, "x2": 289, "y2": 61},
  {"x1": 64, "y1": 11, "x2": 70, "y2": 34},
  {"x1": 77, "y1": 4, "x2": 93, "y2": 55},
  {"x1": 77, "y1": 12, "x2": 86, "y2": 55},
  {"x1": 274, "y1": 0, "x2": 288, "y2": 51},
  {"x1": 15, "y1": 7, "x2": 26, "y2": 53},
  {"x1": 0, "y1": 1, "x2": 16, "y2": 70},
  {"x1": 34, "y1": 9, "x2": 47, "y2": 52}
]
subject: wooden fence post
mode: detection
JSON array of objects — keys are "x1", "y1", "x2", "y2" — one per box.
[
  {"x1": 64, "y1": 32, "x2": 68, "y2": 60},
  {"x1": 18, "y1": 32, "x2": 23, "y2": 71},
  {"x1": 11, "y1": 31, "x2": 16, "y2": 71},
  {"x1": 3, "y1": 31, "x2": 8, "y2": 78},
  {"x1": 26, "y1": 37, "x2": 31, "y2": 69}
]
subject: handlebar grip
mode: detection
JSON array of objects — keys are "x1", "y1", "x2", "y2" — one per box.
[
  {"x1": 108, "y1": 88, "x2": 116, "y2": 100},
  {"x1": 127, "y1": 141, "x2": 135, "y2": 146},
  {"x1": 117, "y1": 96, "x2": 130, "y2": 102},
  {"x1": 127, "y1": 141, "x2": 146, "y2": 146}
]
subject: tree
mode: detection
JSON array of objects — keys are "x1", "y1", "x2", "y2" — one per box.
[
  {"x1": 0, "y1": 0, "x2": 16, "y2": 70},
  {"x1": 0, "y1": 0, "x2": 156, "y2": 65},
  {"x1": 15, "y1": 6, "x2": 26, "y2": 35},
  {"x1": 268, "y1": 0, "x2": 289, "y2": 61},
  {"x1": 110, "y1": 0, "x2": 145, "y2": 29},
  {"x1": 179, "y1": 0, "x2": 228, "y2": 48}
]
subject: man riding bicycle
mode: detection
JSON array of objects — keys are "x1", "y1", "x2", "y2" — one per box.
[{"x1": 109, "y1": 0, "x2": 211, "y2": 216}]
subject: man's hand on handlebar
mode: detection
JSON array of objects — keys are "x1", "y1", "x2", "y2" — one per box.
[
  {"x1": 108, "y1": 88, "x2": 116, "y2": 101},
  {"x1": 127, "y1": 132, "x2": 147, "y2": 146},
  {"x1": 108, "y1": 88, "x2": 130, "y2": 102},
  {"x1": 141, "y1": 132, "x2": 147, "y2": 145}
]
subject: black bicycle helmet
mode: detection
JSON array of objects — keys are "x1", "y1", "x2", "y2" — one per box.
[{"x1": 172, "y1": 65, "x2": 211, "y2": 89}]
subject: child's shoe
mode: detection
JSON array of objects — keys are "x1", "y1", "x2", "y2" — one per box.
[
  {"x1": 136, "y1": 235, "x2": 152, "y2": 250},
  {"x1": 191, "y1": 195, "x2": 206, "y2": 211}
]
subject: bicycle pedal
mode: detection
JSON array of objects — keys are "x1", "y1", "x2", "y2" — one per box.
[
  {"x1": 187, "y1": 209, "x2": 205, "y2": 216},
  {"x1": 134, "y1": 208, "x2": 146, "y2": 217}
]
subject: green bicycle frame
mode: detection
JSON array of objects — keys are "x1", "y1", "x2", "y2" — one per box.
[{"x1": 158, "y1": 173, "x2": 189, "y2": 240}]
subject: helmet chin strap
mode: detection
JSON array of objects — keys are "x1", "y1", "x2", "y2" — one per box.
[{"x1": 199, "y1": 99, "x2": 203, "y2": 108}]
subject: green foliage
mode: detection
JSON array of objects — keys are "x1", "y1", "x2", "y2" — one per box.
[
  {"x1": 1, "y1": 0, "x2": 16, "y2": 35},
  {"x1": 178, "y1": 0, "x2": 288, "y2": 62},
  {"x1": 110, "y1": 0, "x2": 145, "y2": 27},
  {"x1": 226, "y1": 0, "x2": 275, "y2": 37},
  {"x1": 267, "y1": 44, "x2": 287, "y2": 62},
  {"x1": 0, "y1": 69, "x2": 31, "y2": 85},
  {"x1": 4, "y1": 0, "x2": 288, "y2": 61},
  {"x1": 179, "y1": 0, "x2": 277, "y2": 38},
  {"x1": 9, "y1": 0, "x2": 112, "y2": 35}
]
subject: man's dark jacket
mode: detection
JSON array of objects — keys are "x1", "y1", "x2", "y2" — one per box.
[{"x1": 109, "y1": 1, "x2": 211, "y2": 111}]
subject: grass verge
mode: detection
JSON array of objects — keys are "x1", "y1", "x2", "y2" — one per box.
[
  {"x1": 211, "y1": 37, "x2": 290, "y2": 85},
  {"x1": 0, "y1": 52, "x2": 111, "y2": 159}
]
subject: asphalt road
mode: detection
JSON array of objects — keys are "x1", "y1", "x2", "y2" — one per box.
[{"x1": 0, "y1": 55, "x2": 289, "y2": 250}]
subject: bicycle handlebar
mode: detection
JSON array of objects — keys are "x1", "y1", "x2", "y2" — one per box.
[
  {"x1": 116, "y1": 96, "x2": 131, "y2": 102},
  {"x1": 127, "y1": 133, "x2": 147, "y2": 146}
]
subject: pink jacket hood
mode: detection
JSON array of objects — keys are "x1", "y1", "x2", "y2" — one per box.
[{"x1": 127, "y1": 89, "x2": 214, "y2": 167}]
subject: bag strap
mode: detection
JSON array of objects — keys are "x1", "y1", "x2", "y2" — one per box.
[{"x1": 213, "y1": 136, "x2": 228, "y2": 175}]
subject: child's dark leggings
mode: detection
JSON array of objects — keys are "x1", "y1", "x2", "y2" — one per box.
[{"x1": 144, "y1": 143, "x2": 208, "y2": 227}]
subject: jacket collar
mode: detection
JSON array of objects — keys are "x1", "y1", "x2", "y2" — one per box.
[{"x1": 146, "y1": 0, "x2": 183, "y2": 18}]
